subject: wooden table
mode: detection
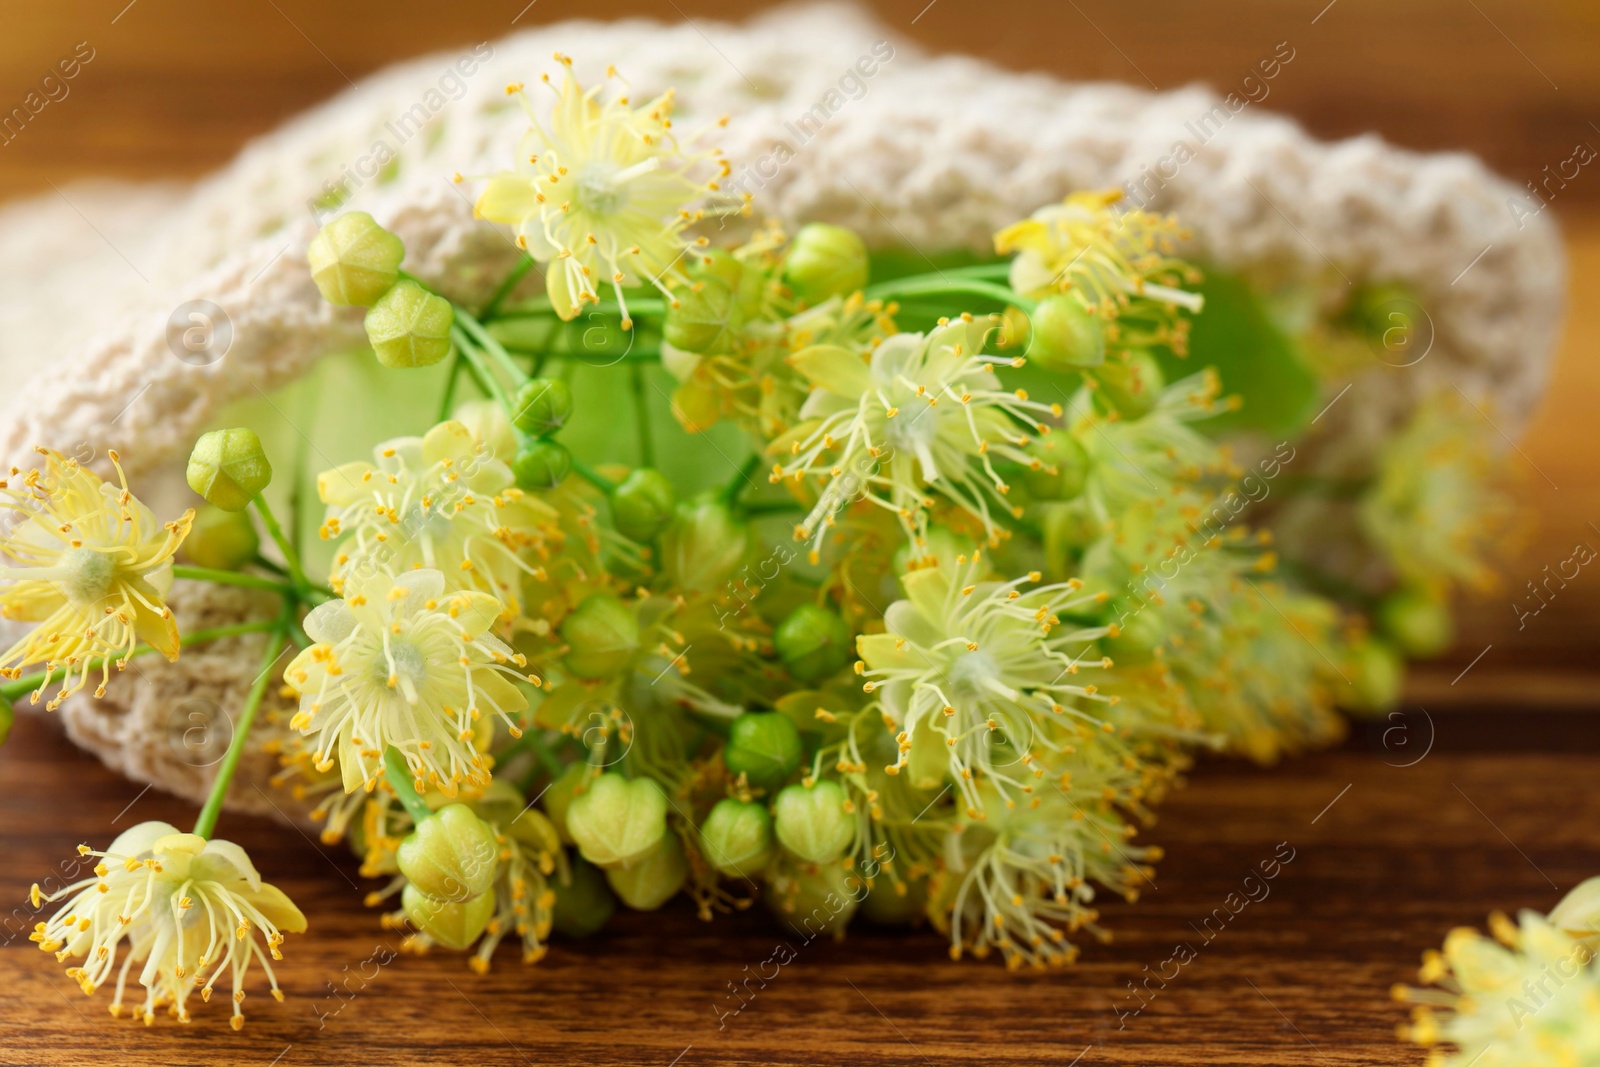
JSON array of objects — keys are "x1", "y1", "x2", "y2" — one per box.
[
  {"x1": 4, "y1": 707, "x2": 1596, "y2": 1066},
  {"x1": 3, "y1": 2, "x2": 1599, "y2": 1064}
]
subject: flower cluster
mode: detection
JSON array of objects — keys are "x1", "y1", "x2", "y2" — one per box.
[{"x1": 11, "y1": 54, "x2": 1524, "y2": 1031}]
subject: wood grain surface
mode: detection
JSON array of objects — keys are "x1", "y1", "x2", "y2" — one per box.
[
  {"x1": 2, "y1": 2, "x2": 1598, "y2": 1065},
  {"x1": 3, "y1": 707, "x2": 1597, "y2": 1067}
]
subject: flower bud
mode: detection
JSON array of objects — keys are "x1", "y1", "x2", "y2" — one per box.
[
  {"x1": 773, "y1": 604, "x2": 852, "y2": 684},
  {"x1": 564, "y1": 772, "x2": 667, "y2": 868},
  {"x1": 669, "y1": 377, "x2": 723, "y2": 433},
  {"x1": 660, "y1": 497, "x2": 750, "y2": 593},
  {"x1": 773, "y1": 779, "x2": 854, "y2": 865},
  {"x1": 511, "y1": 377, "x2": 573, "y2": 437},
  {"x1": 1026, "y1": 294, "x2": 1106, "y2": 371},
  {"x1": 699, "y1": 797, "x2": 774, "y2": 877},
  {"x1": 783, "y1": 223, "x2": 868, "y2": 304},
  {"x1": 663, "y1": 275, "x2": 742, "y2": 354},
  {"x1": 550, "y1": 857, "x2": 615, "y2": 937},
  {"x1": 186, "y1": 428, "x2": 272, "y2": 512},
  {"x1": 307, "y1": 212, "x2": 405, "y2": 307},
  {"x1": 1341, "y1": 636, "x2": 1403, "y2": 715},
  {"x1": 766, "y1": 858, "x2": 862, "y2": 936},
  {"x1": 401, "y1": 882, "x2": 495, "y2": 950},
  {"x1": 559, "y1": 594, "x2": 639, "y2": 679},
  {"x1": 397, "y1": 804, "x2": 500, "y2": 903},
  {"x1": 365, "y1": 279, "x2": 454, "y2": 368},
  {"x1": 182, "y1": 505, "x2": 260, "y2": 570},
  {"x1": 1092, "y1": 351, "x2": 1165, "y2": 417},
  {"x1": 511, "y1": 439, "x2": 571, "y2": 491},
  {"x1": 541, "y1": 761, "x2": 594, "y2": 845},
  {"x1": 504, "y1": 806, "x2": 562, "y2": 856},
  {"x1": 1377, "y1": 588, "x2": 1453, "y2": 659},
  {"x1": 610, "y1": 468, "x2": 676, "y2": 543},
  {"x1": 724, "y1": 711, "x2": 804, "y2": 792},
  {"x1": 605, "y1": 832, "x2": 687, "y2": 911},
  {"x1": 1021, "y1": 433, "x2": 1089, "y2": 501}
]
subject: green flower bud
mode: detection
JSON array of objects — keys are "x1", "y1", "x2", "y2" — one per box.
[
  {"x1": 660, "y1": 497, "x2": 750, "y2": 593},
  {"x1": 773, "y1": 779, "x2": 854, "y2": 865},
  {"x1": 307, "y1": 211, "x2": 405, "y2": 307},
  {"x1": 564, "y1": 772, "x2": 667, "y2": 868},
  {"x1": 693, "y1": 249, "x2": 745, "y2": 292},
  {"x1": 773, "y1": 604, "x2": 852, "y2": 684},
  {"x1": 663, "y1": 275, "x2": 742, "y2": 354},
  {"x1": 364, "y1": 279, "x2": 454, "y2": 368},
  {"x1": 401, "y1": 882, "x2": 494, "y2": 950},
  {"x1": 511, "y1": 377, "x2": 573, "y2": 437},
  {"x1": 610, "y1": 468, "x2": 676, "y2": 543},
  {"x1": 605, "y1": 832, "x2": 687, "y2": 911},
  {"x1": 724, "y1": 711, "x2": 804, "y2": 792},
  {"x1": 1342, "y1": 636, "x2": 1404, "y2": 715},
  {"x1": 504, "y1": 806, "x2": 562, "y2": 856},
  {"x1": 783, "y1": 223, "x2": 868, "y2": 304},
  {"x1": 766, "y1": 858, "x2": 862, "y2": 936},
  {"x1": 1020, "y1": 433, "x2": 1089, "y2": 501},
  {"x1": 186, "y1": 428, "x2": 272, "y2": 512},
  {"x1": 1027, "y1": 294, "x2": 1106, "y2": 371},
  {"x1": 397, "y1": 803, "x2": 500, "y2": 903},
  {"x1": 550, "y1": 857, "x2": 615, "y2": 937},
  {"x1": 859, "y1": 874, "x2": 927, "y2": 926},
  {"x1": 541, "y1": 761, "x2": 593, "y2": 845},
  {"x1": 1092, "y1": 351, "x2": 1165, "y2": 418},
  {"x1": 1377, "y1": 588, "x2": 1453, "y2": 658},
  {"x1": 559, "y1": 594, "x2": 639, "y2": 679},
  {"x1": 182, "y1": 505, "x2": 259, "y2": 570},
  {"x1": 699, "y1": 797, "x2": 774, "y2": 877},
  {"x1": 1041, "y1": 500, "x2": 1103, "y2": 574},
  {"x1": 511, "y1": 439, "x2": 571, "y2": 491}
]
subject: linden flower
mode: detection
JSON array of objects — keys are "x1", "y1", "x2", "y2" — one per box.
[
  {"x1": 29, "y1": 821, "x2": 305, "y2": 1028},
  {"x1": 283, "y1": 568, "x2": 537, "y2": 796},
  {"x1": 855, "y1": 550, "x2": 1118, "y2": 818},
  {"x1": 1360, "y1": 392, "x2": 1516, "y2": 598},
  {"x1": 771, "y1": 316, "x2": 1062, "y2": 556},
  {"x1": 1395, "y1": 907, "x2": 1600, "y2": 1067},
  {"x1": 995, "y1": 190, "x2": 1203, "y2": 348},
  {"x1": 474, "y1": 54, "x2": 748, "y2": 324},
  {"x1": 933, "y1": 781, "x2": 1162, "y2": 970},
  {"x1": 0, "y1": 448, "x2": 192, "y2": 708},
  {"x1": 318, "y1": 419, "x2": 558, "y2": 621}
]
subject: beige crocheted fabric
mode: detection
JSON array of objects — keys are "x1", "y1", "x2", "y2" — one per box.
[{"x1": 0, "y1": 2, "x2": 1563, "y2": 814}]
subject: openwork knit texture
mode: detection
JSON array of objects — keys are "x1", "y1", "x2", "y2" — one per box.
[{"x1": 0, "y1": 3, "x2": 1562, "y2": 811}]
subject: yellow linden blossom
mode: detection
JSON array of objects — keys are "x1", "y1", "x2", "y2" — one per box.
[
  {"x1": 474, "y1": 54, "x2": 749, "y2": 324},
  {"x1": 30, "y1": 821, "x2": 305, "y2": 1028},
  {"x1": 283, "y1": 568, "x2": 536, "y2": 797},
  {"x1": 0, "y1": 448, "x2": 192, "y2": 708},
  {"x1": 995, "y1": 190, "x2": 1202, "y2": 355},
  {"x1": 770, "y1": 316, "x2": 1061, "y2": 557},
  {"x1": 318, "y1": 419, "x2": 558, "y2": 622},
  {"x1": 854, "y1": 550, "x2": 1117, "y2": 818},
  {"x1": 1395, "y1": 889, "x2": 1600, "y2": 1067}
]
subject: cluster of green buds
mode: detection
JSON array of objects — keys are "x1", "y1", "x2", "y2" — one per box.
[
  {"x1": 510, "y1": 377, "x2": 575, "y2": 490},
  {"x1": 308, "y1": 211, "x2": 453, "y2": 369},
  {"x1": 397, "y1": 804, "x2": 502, "y2": 949},
  {"x1": 559, "y1": 772, "x2": 685, "y2": 911}
]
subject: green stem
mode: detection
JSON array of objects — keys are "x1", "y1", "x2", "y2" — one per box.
[
  {"x1": 252, "y1": 495, "x2": 310, "y2": 596},
  {"x1": 569, "y1": 455, "x2": 618, "y2": 495},
  {"x1": 383, "y1": 746, "x2": 435, "y2": 825},
  {"x1": 192, "y1": 629, "x2": 287, "y2": 838},
  {"x1": 631, "y1": 363, "x2": 655, "y2": 467},
  {"x1": 480, "y1": 254, "x2": 538, "y2": 321},
  {"x1": 172, "y1": 565, "x2": 289, "y2": 594},
  {"x1": 719, "y1": 454, "x2": 762, "y2": 507},
  {"x1": 438, "y1": 350, "x2": 463, "y2": 422},
  {"x1": 864, "y1": 277, "x2": 1035, "y2": 311},
  {"x1": 453, "y1": 327, "x2": 511, "y2": 408},
  {"x1": 1, "y1": 619, "x2": 284, "y2": 700},
  {"x1": 456, "y1": 305, "x2": 528, "y2": 386},
  {"x1": 741, "y1": 499, "x2": 803, "y2": 518}
]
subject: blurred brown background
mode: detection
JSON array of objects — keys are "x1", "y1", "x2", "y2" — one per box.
[{"x1": 2, "y1": 0, "x2": 1597, "y2": 696}]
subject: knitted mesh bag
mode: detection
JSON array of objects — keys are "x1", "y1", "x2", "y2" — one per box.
[{"x1": 0, "y1": 3, "x2": 1562, "y2": 814}]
